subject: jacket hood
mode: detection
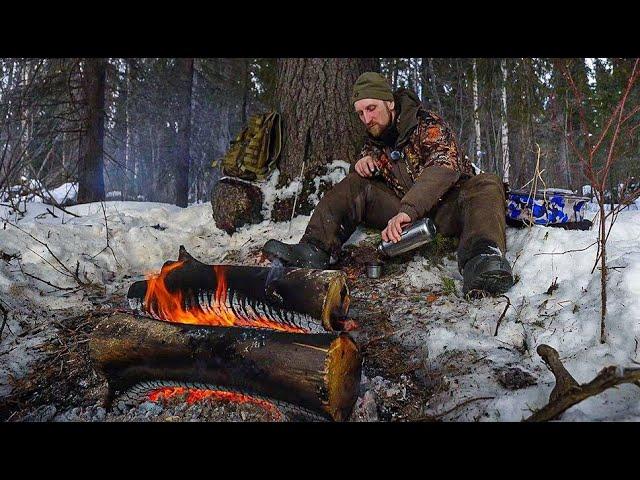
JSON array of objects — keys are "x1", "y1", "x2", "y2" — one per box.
[{"x1": 393, "y1": 88, "x2": 422, "y2": 146}]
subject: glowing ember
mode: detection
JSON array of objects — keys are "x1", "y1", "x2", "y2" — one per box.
[
  {"x1": 143, "y1": 262, "x2": 305, "y2": 332},
  {"x1": 148, "y1": 386, "x2": 282, "y2": 420}
]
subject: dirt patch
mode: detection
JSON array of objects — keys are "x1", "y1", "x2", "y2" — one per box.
[{"x1": 0, "y1": 308, "x2": 108, "y2": 421}]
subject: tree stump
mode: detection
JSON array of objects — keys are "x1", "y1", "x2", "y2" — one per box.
[{"x1": 211, "y1": 177, "x2": 264, "y2": 235}]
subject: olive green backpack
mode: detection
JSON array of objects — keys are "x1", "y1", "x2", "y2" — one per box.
[{"x1": 213, "y1": 111, "x2": 282, "y2": 181}]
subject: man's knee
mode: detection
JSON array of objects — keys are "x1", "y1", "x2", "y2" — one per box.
[
  {"x1": 462, "y1": 173, "x2": 505, "y2": 204},
  {"x1": 322, "y1": 171, "x2": 372, "y2": 202},
  {"x1": 342, "y1": 171, "x2": 370, "y2": 188},
  {"x1": 463, "y1": 173, "x2": 506, "y2": 197}
]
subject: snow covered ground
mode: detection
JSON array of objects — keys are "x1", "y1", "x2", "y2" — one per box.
[
  {"x1": 386, "y1": 211, "x2": 640, "y2": 421},
  {"x1": 1, "y1": 178, "x2": 639, "y2": 421}
]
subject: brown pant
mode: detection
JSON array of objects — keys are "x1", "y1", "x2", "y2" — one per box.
[{"x1": 302, "y1": 172, "x2": 507, "y2": 270}]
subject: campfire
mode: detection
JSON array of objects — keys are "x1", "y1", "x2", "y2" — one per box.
[
  {"x1": 140, "y1": 260, "x2": 309, "y2": 333},
  {"x1": 89, "y1": 246, "x2": 362, "y2": 421}
]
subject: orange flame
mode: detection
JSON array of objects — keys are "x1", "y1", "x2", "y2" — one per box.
[
  {"x1": 143, "y1": 262, "x2": 305, "y2": 333},
  {"x1": 148, "y1": 386, "x2": 282, "y2": 420}
]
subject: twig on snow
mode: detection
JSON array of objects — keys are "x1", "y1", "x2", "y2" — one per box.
[
  {"x1": 17, "y1": 261, "x2": 76, "y2": 292},
  {"x1": 533, "y1": 241, "x2": 597, "y2": 256},
  {"x1": 0, "y1": 301, "x2": 8, "y2": 340},
  {"x1": 416, "y1": 396, "x2": 496, "y2": 421},
  {"x1": 494, "y1": 295, "x2": 511, "y2": 336},
  {"x1": 6, "y1": 220, "x2": 90, "y2": 287}
]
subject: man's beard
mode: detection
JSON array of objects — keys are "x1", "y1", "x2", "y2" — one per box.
[
  {"x1": 367, "y1": 123, "x2": 388, "y2": 138},
  {"x1": 366, "y1": 106, "x2": 392, "y2": 138}
]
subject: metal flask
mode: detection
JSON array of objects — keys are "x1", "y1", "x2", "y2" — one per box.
[{"x1": 378, "y1": 217, "x2": 437, "y2": 258}]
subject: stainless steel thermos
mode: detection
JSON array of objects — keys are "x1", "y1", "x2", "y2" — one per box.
[{"x1": 378, "y1": 217, "x2": 437, "y2": 257}]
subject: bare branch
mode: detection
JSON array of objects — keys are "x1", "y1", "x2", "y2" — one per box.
[
  {"x1": 525, "y1": 344, "x2": 640, "y2": 422},
  {"x1": 17, "y1": 260, "x2": 76, "y2": 291},
  {"x1": 90, "y1": 202, "x2": 120, "y2": 267},
  {"x1": 5, "y1": 220, "x2": 89, "y2": 287}
]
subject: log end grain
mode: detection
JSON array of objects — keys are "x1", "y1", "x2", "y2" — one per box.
[
  {"x1": 324, "y1": 333, "x2": 362, "y2": 421},
  {"x1": 321, "y1": 271, "x2": 350, "y2": 330}
]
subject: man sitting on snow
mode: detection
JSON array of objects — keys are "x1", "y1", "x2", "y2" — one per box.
[{"x1": 263, "y1": 72, "x2": 514, "y2": 296}]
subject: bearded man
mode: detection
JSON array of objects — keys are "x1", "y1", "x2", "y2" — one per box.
[{"x1": 263, "y1": 72, "x2": 513, "y2": 295}]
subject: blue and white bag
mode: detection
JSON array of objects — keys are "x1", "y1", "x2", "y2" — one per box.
[{"x1": 506, "y1": 188, "x2": 590, "y2": 227}]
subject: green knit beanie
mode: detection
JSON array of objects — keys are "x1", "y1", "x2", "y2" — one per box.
[{"x1": 351, "y1": 72, "x2": 394, "y2": 104}]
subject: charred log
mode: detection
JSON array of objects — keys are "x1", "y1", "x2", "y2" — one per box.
[
  {"x1": 127, "y1": 246, "x2": 350, "y2": 331},
  {"x1": 89, "y1": 313, "x2": 362, "y2": 422}
]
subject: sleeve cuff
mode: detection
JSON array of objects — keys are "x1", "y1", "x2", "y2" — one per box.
[{"x1": 399, "y1": 205, "x2": 419, "y2": 223}]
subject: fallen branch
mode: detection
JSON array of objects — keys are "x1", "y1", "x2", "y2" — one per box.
[
  {"x1": 494, "y1": 295, "x2": 511, "y2": 336},
  {"x1": 7, "y1": 220, "x2": 90, "y2": 288},
  {"x1": 524, "y1": 344, "x2": 640, "y2": 422},
  {"x1": 17, "y1": 260, "x2": 76, "y2": 291},
  {"x1": 533, "y1": 241, "x2": 597, "y2": 256}
]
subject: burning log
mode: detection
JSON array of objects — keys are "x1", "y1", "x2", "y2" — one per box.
[
  {"x1": 127, "y1": 246, "x2": 350, "y2": 332},
  {"x1": 89, "y1": 313, "x2": 362, "y2": 422}
]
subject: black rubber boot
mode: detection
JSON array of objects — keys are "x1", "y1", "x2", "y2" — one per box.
[
  {"x1": 262, "y1": 240, "x2": 330, "y2": 269},
  {"x1": 462, "y1": 254, "x2": 514, "y2": 296}
]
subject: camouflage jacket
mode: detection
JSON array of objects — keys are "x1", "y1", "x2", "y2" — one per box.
[{"x1": 354, "y1": 88, "x2": 473, "y2": 221}]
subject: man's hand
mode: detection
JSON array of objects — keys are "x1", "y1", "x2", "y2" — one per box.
[
  {"x1": 382, "y1": 212, "x2": 412, "y2": 243},
  {"x1": 354, "y1": 155, "x2": 377, "y2": 178}
]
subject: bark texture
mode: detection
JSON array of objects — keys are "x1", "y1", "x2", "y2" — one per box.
[
  {"x1": 77, "y1": 58, "x2": 106, "y2": 203},
  {"x1": 275, "y1": 58, "x2": 379, "y2": 184},
  {"x1": 211, "y1": 177, "x2": 264, "y2": 234},
  {"x1": 89, "y1": 313, "x2": 362, "y2": 421}
]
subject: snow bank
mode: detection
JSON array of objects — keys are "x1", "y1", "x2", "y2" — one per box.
[{"x1": 1, "y1": 180, "x2": 77, "y2": 205}]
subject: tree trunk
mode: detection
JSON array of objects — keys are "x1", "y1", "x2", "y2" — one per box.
[
  {"x1": 472, "y1": 59, "x2": 483, "y2": 169},
  {"x1": 124, "y1": 59, "x2": 136, "y2": 200},
  {"x1": 420, "y1": 57, "x2": 429, "y2": 106},
  {"x1": 427, "y1": 58, "x2": 443, "y2": 113},
  {"x1": 500, "y1": 59, "x2": 511, "y2": 185},
  {"x1": 77, "y1": 58, "x2": 106, "y2": 204},
  {"x1": 275, "y1": 58, "x2": 378, "y2": 185},
  {"x1": 175, "y1": 58, "x2": 194, "y2": 208},
  {"x1": 561, "y1": 97, "x2": 573, "y2": 189},
  {"x1": 599, "y1": 200, "x2": 607, "y2": 344},
  {"x1": 89, "y1": 313, "x2": 362, "y2": 421},
  {"x1": 241, "y1": 58, "x2": 249, "y2": 125}
]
